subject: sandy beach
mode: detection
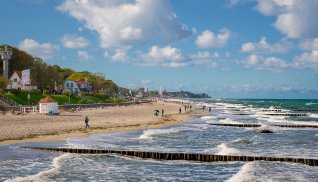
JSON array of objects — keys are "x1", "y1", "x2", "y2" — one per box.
[{"x1": 0, "y1": 101, "x2": 194, "y2": 146}]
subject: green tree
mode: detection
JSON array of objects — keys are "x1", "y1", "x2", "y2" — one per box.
[
  {"x1": 68, "y1": 72, "x2": 92, "y2": 82},
  {"x1": 0, "y1": 45, "x2": 34, "y2": 76},
  {"x1": 0, "y1": 76, "x2": 8, "y2": 89}
]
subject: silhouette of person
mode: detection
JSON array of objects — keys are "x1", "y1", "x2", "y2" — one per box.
[{"x1": 85, "y1": 115, "x2": 89, "y2": 128}]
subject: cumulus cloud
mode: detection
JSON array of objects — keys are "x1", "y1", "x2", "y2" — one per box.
[
  {"x1": 111, "y1": 49, "x2": 130, "y2": 62},
  {"x1": 18, "y1": 39, "x2": 59, "y2": 60},
  {"x1": 61, "y1": 34, "x2": 90, "y2": 48},
  {"x1": 241, "y1": 37, "x2": 290, "y2": 54},
  {"x1": 299, "y1": 38, "x2": 318, "y2": 51},
  {"x1": 138, "y1": 46, "x2": 190, "y2": 67},
  {"x1": 255, "y1": 0, "x2": 318, "y2": 39},
  {"x1": 57, "y1": 0, "x2": 192, "y2": 49},
  {"x1": 244, "y1": 54, "x2": 289, "y2": 71},
  {"x1": 77, "y1": 50, "x2": 93, "y2": 61},
  {"x1": 195, "y1": 28, "x2": 231, "y2": 48},
  {"x1": 294, "y1": 50, "x2": 318, "y2": 69},
  {"x1": 191, "y1": 51, "x2": 220, "y2": 59}
]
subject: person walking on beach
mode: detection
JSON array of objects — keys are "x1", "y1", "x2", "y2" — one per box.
[
  {"x1": 202, "y1": 106, "x2": 206, "y2": 112},
  {"x1": 179, "y1": 107, "x2": 182, "y2": 114},
  {"x1": 209, "y1": 107, "x2": 211, "y2": 112},
  {"x1": 162, "y1": 109, "x2": 164, "y2": 116},
  {"x1": 84, "y1": 115, "x2": 89, "y2": 128}
]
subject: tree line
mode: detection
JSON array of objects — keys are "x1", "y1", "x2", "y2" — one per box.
[{"x1": 0, "y1": 45, "x2": 122, "y2": 95}]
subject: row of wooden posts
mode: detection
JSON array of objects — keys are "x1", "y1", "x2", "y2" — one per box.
[
  {"x1": 26, "y1": 147, "x2": 318, "y2": 166},
  {"x1": 209, "y1": 123, "x2": 318, "y2": 128}
]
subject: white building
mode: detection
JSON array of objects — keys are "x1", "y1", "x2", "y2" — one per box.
[
  {"x1": 6, "y1": 71, "x2": 37, "y2": 90},
  {"x1": 39, "y1": 97, "x2": 59, "y2": 114},
  {"x1": 64, "y1": 79, "x2": 80, "y2": 94}
]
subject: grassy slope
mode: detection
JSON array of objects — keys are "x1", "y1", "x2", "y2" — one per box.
[{"x1": 5, "y1": 93, "x2": 128, "y2": 105}]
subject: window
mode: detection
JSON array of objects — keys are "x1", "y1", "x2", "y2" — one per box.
[
  {"x1": 66, "y1": 83, "x2": 69, "y2": 88},
  {"x1": 14, "y1": 78, "x2": 17, "y2": 82},
  {"x1": 71, "y1": 83, "x2": 73, "y2": 87}
]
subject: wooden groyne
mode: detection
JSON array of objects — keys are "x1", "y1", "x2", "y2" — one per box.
[
  {"x1": 209, "y1": 123, "x2": 318, "y2": 128},
  {"x1": 264, "y1": 113, "x2": 308, "y2": 117},
  {"x1": 210, "y1": 123, "x2": 261, "y2": 127},
  {"x1": 26, "y1": 147, "x2": 318, "y2": 166}
]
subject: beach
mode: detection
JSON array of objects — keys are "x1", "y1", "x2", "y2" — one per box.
[{"x1": 0, "y1": 101, "x2": 192, "y2": 146}]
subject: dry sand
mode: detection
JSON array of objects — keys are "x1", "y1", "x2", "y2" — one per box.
[{"x1": 0, "y1": 101, "x2": 196, "y2": 146}]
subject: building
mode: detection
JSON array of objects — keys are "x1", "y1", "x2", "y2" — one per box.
[
  {"x1": 77, "y1": 81, "x2": 93, "y2": 93},
  {"x1": 64, "y1": 79, "x2": 80, "y2": 94},
  {"x1": 39, "y1": 97, "x2": 59, "y2": 114},
  {"x1": 64, "y1": 79, "x2": 93, "y2": 94},
  {"x1": 6, "y1": 71, "x2": 37, "y2": 90}
]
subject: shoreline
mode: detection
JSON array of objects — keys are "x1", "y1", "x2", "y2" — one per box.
[{"x1": 0, "y1": 102, "x2": 202, "y2": 147}]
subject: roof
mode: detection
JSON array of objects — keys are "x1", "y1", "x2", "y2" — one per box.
[
  {"x1": 39, "y1": 97, "x2": 56, "y2": 103},
  {"x1": 10, "y1": 70, "x2": 38, "y2": 85},
  {"x1": 77, "y1": 81, "x2": 92, "y2": 85}
]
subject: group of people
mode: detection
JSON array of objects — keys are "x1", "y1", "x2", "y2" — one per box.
[
  {"x1": 202, "y1": 106, "x2": 212, "y2": 112},
  {"x1": 154, "y1": 109, "x2": 164, "y2": 116}
]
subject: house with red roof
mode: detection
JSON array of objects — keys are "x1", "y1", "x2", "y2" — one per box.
[{"x1": 39, "y1": 96, "x2": 59, "y2": 114}]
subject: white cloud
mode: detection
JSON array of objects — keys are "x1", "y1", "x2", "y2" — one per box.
[
  {"x1": 191, "y1": 51, "x2": 220, "y2": 59},
  {"x1": 195, "y1": 28, "x2": 231, "y2": 48},
  {"x1": 256, "y1": 0, "x2": 318, "y2": 39},
  {"x1": 241, "y1": 37, "x2": 290, "y2": 54},
  {"x1": 57, "y1": 0, "x2": 192, "y2": 49},
  {"x1": 294, "y1": 50, "x2": 318, "y2": 69},
  {"x1": 227, "y1": 0, "x2": 252, "y2": 6},
  {"x1": 61, "y1": 34, "x2": 90, "y2": 48},
  {"x1": 77, "y1": 50, "x2": 93, "y2": 61},
  {"x1": 18, "y1": 39, "x2": 59, "y2": 60},
  {"x1": 299, "y1": 38, "x2": 318, "y2": 51},
  {"x1": 111, "y1": 49, "x2": 130, "y2": 62},
  {"x1": 244, "y1": 54, "x2": 289, "y2": 71},
  {"x1": 138, "y1": 46, "x2": 190, "y2": 67}
]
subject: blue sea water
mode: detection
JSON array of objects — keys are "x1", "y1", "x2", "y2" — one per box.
[{"x1": 1, "y1": 99, "x2": 318, "y2": 181}]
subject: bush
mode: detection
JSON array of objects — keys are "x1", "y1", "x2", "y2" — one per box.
[
  {"x1": 79, "y1": 99, "x2": 87, "y2": 104},
  {"x1": 10, "y1": 89, "x2": 21, "y2": 94},
  {"x1": 30, "y1": 89, "x2": 42, "y2": 94},
  {"x1": 0, "y1": 104, "x2": 5, "y2": 111},
  {"x1": 43, "y1": 90, "x2": 49, "y2": 95},
  {"x1": 62, "y1": 91, "x2": 72, "y2": 96},
  {"x1": 93, "y1": 93, "x2": 109, "y2": 99},
  {"x1": 79, "y1": 92, "x2": 89, "y2": 96},
  {"x1": 0, "y1": 88, "x2": 5, "y2": 94}
]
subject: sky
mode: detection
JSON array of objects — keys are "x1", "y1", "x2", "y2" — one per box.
[{"x1": 1, "y1": 0, "x2": 318, "y2": 99}]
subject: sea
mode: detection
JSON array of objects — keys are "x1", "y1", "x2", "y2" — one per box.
[{"x1": 1, "y1": 99, "x2": 318, "y2": 182}]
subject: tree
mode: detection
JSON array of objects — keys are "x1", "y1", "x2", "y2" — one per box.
[
  {"x1": 0, "y1": 45, "x2": 34, "y2": 76},
  {"x1": 68, "y1": 72, "x2": 92, "y2": 82},
  {"x1": 0, "y1": 76, "x2": 7, "y2": 89},
  {"x1": 31, "y1": 58, "x2": 48, "y2": 90},
  {"x1": 91, "y1": 73, "x2": 106, "y2": 93}
]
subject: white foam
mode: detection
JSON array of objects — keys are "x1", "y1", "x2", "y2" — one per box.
[
  {"x1": 306, "y1": 102, "x2": 317, "y2": 106},
  {"x1": 310, "y1": 113, "x2": 318, "y2": 118},
  {"x1": 220, "y1": 118, "x2": 242, "y2": 124},
  {"x1": 226, "y1": 162, "x2": 258, "y2": 182},
  {"x1": 6, "y1": 153, "x2": 73, "y2": 182},
  {"x1": 139, "y1": 127, "x2": 186, "y2": 140},
  {"x1": 200, "y1": 116, "x2": 215, "y2": 120},
  {"x1": 215, "y1": 143, "x2": 243, "y2": 156}
]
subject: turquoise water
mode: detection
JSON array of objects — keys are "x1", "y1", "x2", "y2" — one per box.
[{"x1": 1, "y1": 99, "x2": 318, "y2": 181}]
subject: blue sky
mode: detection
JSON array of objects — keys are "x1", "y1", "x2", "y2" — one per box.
[{"x1": 1, "y1": 0, "x2": 318, "y2": 99}]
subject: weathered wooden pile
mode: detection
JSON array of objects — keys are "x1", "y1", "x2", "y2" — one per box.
[{"x1": 26, "y1": 147, "x2": 318, "y2": 166}]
